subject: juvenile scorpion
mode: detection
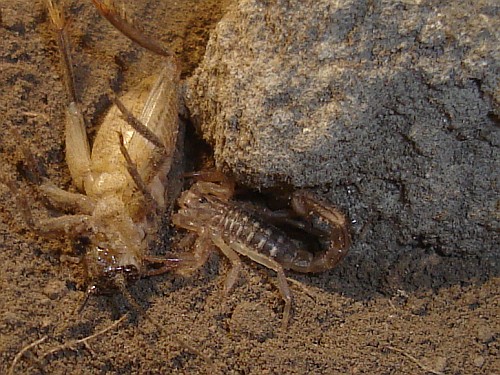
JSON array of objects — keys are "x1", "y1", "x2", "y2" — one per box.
[{"x1": 172, "y1": 172, "x2": 351, "y2": 329}]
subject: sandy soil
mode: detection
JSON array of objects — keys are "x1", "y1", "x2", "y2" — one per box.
[{"x1": 0, "y1": 1, "x2": 498, "y2": 374}]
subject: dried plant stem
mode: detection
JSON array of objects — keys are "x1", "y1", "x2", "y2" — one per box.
[
  {"x1": 39, "y1": 314, "x2": 127, "y2": 360},
  {"x1": 8, "y1": 336, "x2": 48, "y2": 375},
  {"x1": 386, "y1": 345, "x2": 445, "y2": 375}
]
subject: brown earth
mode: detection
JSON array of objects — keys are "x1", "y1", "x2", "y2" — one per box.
[{"x1": 0, "y1": 1, "x2": 498, "y2": 374}]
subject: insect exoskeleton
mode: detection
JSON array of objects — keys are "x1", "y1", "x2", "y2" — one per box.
[
  {"x1": 4, "y1": 2, "x2": 211, "y2": 371},
  {"x1": 21, "y1": 0, "x2": 191, "y2": 297}
]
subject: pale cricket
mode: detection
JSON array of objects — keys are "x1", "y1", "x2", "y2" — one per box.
[{"x1": 5, "y1": 0, "x2": 210, "y2": 372}]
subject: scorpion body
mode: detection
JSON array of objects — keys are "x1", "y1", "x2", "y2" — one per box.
[{"x1": 173, "y1": 174, "x2": 350, "y2": 328}]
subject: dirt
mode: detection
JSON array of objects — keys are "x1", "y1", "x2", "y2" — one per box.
[{"x1": 0, "y1": 1, "x2": 498, "y2": 374}]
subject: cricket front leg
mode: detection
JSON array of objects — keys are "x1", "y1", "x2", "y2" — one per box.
[
  {"x1": 0, "y1": 174, "x2": 93, "y2": 238},
  {"x1": 35, "y1": 214, "x2": 93, "y2": 239}
]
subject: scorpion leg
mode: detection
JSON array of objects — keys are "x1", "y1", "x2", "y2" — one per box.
[
  {"x1": 210, "y1": 235, "x2": 243, "y2": 293},
  {"x1": 142, "y1": 234, "x2": 214, "y2": 277},
  {"x1": 231, "y1": 241, "x2": 292, "y2": 329},
  {"x1": 141, "y1": 255, "x2": 189, "y2": 277},
  {"x1": 178, "y1": 235, "x2": 216, "y2": 276},
  {"x1": 173, "y1": 212, "x2": 244, "y2": 289}
]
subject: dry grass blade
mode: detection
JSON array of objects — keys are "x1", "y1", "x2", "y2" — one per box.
[
  {"x1": 386, "y1": 346, "x2": 445, "y2": 375},
  {"x1": 8, "y1": 336, "x2": 48, "y2": 375},
  {"x1": 39, "y1": 314, "x2": 128, "y2": 360}
]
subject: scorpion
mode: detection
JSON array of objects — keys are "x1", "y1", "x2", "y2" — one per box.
[{"x1": 172, "y1": 171, "x2": 350, "y2": 329}]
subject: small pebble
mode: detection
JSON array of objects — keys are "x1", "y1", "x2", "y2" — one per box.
[
  {"x1": 473, "y1": 355, "x2": 485, "y2": 368},
  {"x1": 42, "y1": 279, "x2": 68, "y2": 300},
  {"x1": 433, "y1": 356, "x2": 447, "y2": 373},
  {"x1": 476, "y1": 325, "x2": 494, "y2": 343}
]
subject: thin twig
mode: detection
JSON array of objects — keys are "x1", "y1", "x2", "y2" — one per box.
[
  {"x1": 386, "y1": 345, "x2": 445, "y2": 375},
  {"x1": 40, "y1": 314, "x2": 127, "y2": 360},
  {"x1": 8, "y1": 336, "x2": 48, "y2": 375}
]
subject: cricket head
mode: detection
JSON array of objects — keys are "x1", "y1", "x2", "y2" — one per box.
[{"x1": 82, "y1": 242, "x2": 141, "y2": 295}]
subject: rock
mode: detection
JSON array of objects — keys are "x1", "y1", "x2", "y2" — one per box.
[
  {"x1": 186, "y1": 0, "x2": 498, "y2": 285},
  {"x1": 186, "y1": 0, "x2": 498, "y2": 188}
]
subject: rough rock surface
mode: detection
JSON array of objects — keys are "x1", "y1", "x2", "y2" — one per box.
[{"x1": 186, "y1": 0, "x2": 498, "y2": 279}]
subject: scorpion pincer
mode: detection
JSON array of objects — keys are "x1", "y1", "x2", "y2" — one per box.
[{"x1": 172, "y1": 172, "x2": 350, "y2": 329}]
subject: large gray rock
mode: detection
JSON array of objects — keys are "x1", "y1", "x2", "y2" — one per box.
[{"x1": 186, "y1": 0, "x2": 499, "y2": 289}]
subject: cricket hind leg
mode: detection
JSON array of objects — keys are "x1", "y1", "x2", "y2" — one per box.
[
  {"x1": 45, "y1": 0, "x2": 77, "y2": 103},
  {"x1": 45, "y1": 0, "x2": 93, "y2": 193}
]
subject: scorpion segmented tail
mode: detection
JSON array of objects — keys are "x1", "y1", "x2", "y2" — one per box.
[{"x1": 287, "y1": 190, "x2": 351, "y2": 273}]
